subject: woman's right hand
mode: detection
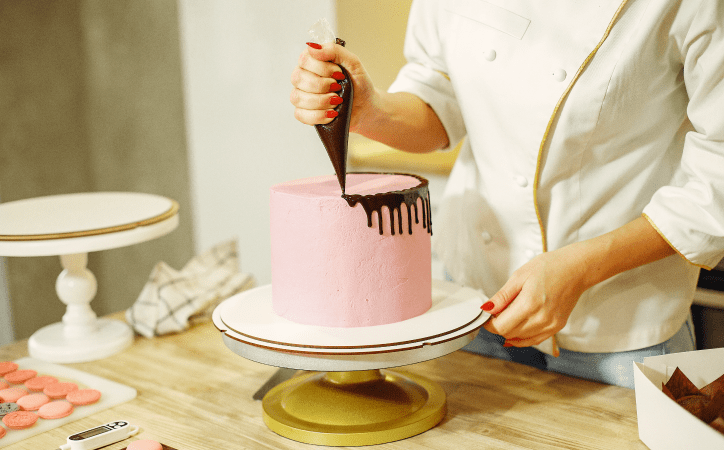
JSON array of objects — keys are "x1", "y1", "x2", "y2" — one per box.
[
  {"x1": 290, "y1": 42, "x2": 377, "y2": 133},
  {"x1": 292, "y1": 41, "x2": 448, "y2": 153}
]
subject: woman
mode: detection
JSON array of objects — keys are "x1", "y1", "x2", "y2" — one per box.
[{"x1": 290, "y1": 0, "x2": 724, "y2": 388}]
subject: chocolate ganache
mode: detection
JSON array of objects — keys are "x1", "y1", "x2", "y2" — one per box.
[
  {"x1": 315, "y1": 38, "x2": 353, "y2": 194},
  {"x1": 343, "y1": 173, "x2": 433, "y2": 236}
]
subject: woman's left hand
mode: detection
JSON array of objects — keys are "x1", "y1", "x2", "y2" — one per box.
[
  {"x1": 482, "y1": 216, "x2": 677, "y2": 348},
  {"x1": 482, "y1": 243, "x2": 592, "y2": 347}
]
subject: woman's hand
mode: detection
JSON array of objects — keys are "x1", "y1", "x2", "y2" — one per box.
[
  {"x1": 290, "y1": 42, "x2": 376, "y2": 132},
  {"x1": 482, "y1": 244, "x2": 590, "y2": 347},
  {"x1": 291, "y1": 42, "x2": 448, "y2": 153},
  {"x1": 481, "y1": 216, "x2": 677, "y2": 348}
]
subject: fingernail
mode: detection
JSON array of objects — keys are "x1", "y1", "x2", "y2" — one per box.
[
  {"x1": 481, "y1": 301, "x2": 495, "y2": 311},
  {"x1": 306, "y1": 42, "x2": 322, "y2": 50},
  {"x1": 332, "y1": 71, "x2": 345, "y2": 80},
  {"x1": 326, "y1": 110, "x2": 339, "y2": 118},
  {"x1": 329, "y1": 82, "x2": 342, "y2": 92},
  {"x1": 329, "y1": 96, "x2": 343, "y2": 105},
  {"x1": 503, "y1": 342, "x2": 513, "y2": 347}
]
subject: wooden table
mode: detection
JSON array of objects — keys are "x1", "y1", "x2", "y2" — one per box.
[{"x1": 0, "y1": 313, "x2": 648, "y2": 450}]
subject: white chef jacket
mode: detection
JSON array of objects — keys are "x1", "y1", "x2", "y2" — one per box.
[{"x1": 388, "y1": 0, "x2": 724, "y2": 353}]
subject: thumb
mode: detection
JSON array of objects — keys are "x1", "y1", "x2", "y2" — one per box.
[
  {"x1": 481, "y1": 278, "x2": 521, "y2": 315},
  {"x1": 306, "y1": 42, "x2": 363, "y2": 76}
]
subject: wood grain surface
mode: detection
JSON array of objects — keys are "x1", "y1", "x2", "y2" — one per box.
[{"x1": 0, "y1": 314, "x2": 648, "y2": 449}]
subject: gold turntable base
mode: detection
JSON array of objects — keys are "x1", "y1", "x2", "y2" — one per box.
[{"x1": 262, "y1": 369, "x2": 446, "y2": 446}]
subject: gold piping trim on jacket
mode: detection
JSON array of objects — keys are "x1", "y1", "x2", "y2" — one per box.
[
  {"x1": 642, "y1": 213, "x2": 713, "y2": 271},
  {"x1": 435, "y1": 69, "x2": 451, "y2": 81},
  {"x1": 532, "y1": 0, "x2": 632, "y2": 357},
  {"x1": 0, "y1": 200, "x2": 179, "y2": 242},
  {"x1": 533, "y1": 0, "x2": 631, "y2": 253}
]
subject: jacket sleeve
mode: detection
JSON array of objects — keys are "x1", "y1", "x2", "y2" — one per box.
[
  {"x1": 387, "y1": 0, "x2": 467, "y2": 151},
  {"x1": 643, "y1": 0, "x2": 724, "y2": 270}
]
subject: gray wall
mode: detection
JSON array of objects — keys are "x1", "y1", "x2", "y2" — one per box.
[{"x1": 0, "y1": 0, "x2": 194, "y2": 340}]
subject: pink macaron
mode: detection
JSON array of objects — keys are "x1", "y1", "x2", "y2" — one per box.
[
  {"x1": 0, "y1": 362, "x2": 18, "y2": 377},
  {"x1": 127, "y1": 439, "x2": 163, "y2": 450},
  {"x1": 25, "y1": 376, "x2": 58, "y2": 392},
  {"x1": 43, "y1": 382, "x2": 78, "y2": 399},
  {"x1": 0, "y1": 424, "x2": 6, "y2": 438},
  {"x1": 65, "y1": 389, "x2": 102, "y2": 406},
  {"x1": 0, "y1": 381, "x2": 8, "y2": 390},
  {"x1": 0, "y1": 387, "x2": 28, "y2": 403},
  {"x1": 4, "y1": 370, "x2": 37, "y2": 385},
  {"x1": 37, "y1": 401, "x2": 73, "y2": 420},
  {"x1": 2, "y1": 410, "x2": 38, "y2": 430},
  {"x1": 16, "y1": 393, "x2": 51, "y2": 411}
]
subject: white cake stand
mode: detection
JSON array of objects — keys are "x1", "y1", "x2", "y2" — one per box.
[
  {"x1": 0, "y1": 192, "x2": 179, "y2": 363},
  {"x1": 212, "y1": 280, "x2": 489, "y2": 446}
]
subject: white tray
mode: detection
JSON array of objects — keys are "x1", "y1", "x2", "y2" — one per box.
[{"x1": 0, "y1": 357, "x2": 137, "y2": 448}]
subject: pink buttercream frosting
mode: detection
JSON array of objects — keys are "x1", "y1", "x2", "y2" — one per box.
[{"x1": 270, "y1": 173, "x2": 432, "y2": 327}]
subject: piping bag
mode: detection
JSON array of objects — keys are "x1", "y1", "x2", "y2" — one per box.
[{"x1": 310, "y1": 19, "x2": 354, "y2": 194}]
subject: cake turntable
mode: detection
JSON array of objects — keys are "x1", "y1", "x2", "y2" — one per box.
[{"x1": 212, "y1": 279, "x2": 489, "y2": 446}]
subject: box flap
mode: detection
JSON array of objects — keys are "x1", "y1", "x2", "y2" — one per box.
[{"x1": 643, "y1": 348, "x2": 724, "y2": 387}]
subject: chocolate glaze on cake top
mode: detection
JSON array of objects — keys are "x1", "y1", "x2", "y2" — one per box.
[
  {"x1": 343, "y1": 173, "x2": 432, "y2": 236},
  {"x1": 315, "y1": 38, "x2": 353, "y2": 194}
]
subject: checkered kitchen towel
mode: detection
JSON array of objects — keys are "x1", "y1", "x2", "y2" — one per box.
[{"x1": 126, "y1": 239, "x2": 255, "y2": 337}]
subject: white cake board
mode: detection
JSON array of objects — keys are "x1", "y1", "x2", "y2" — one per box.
[
  {"x1": 213, "y1": 279, "x2": 490, "y2": 371},
  {"x1": 0, "y1": 357, "x2": 137, "y2": 448}
]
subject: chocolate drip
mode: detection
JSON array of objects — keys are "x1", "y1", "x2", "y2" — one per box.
[
  {"x1": 315, "y1": 38, "x2": 353, "y2": 194},
  {"x1": 342, "y1": 173, "x2": 433, "y2": 236}
]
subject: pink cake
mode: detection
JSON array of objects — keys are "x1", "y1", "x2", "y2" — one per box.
[{"x1": 270, "y1": 173, "x2": 432, "y2": 327}]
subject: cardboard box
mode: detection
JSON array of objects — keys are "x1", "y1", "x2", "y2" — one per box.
[{"x1": 634, "y1": 347, "x2": 724, "y2": 449}]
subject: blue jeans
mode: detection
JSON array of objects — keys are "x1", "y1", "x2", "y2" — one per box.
[{"x1": 463, "y1": 316, "x2": 697, "y2": 389}]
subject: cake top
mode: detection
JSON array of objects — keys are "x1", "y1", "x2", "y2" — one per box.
[
  {"x1": 272, "y1": 172, "x2": 431, "y2": 236},
  {"x1": 272, "y1": 173, "x2": 421, "y2": 198}
]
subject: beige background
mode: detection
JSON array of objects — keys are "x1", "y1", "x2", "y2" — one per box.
[
  {"x1": 0, "y1": 0, "x2": 194, "y2": 340},
  {"x1": 339, "y1": 0, "x2": 460, "y2": 175},
  {"x1": 337, "y1": 0, "x2": 411, "y2": 91}
]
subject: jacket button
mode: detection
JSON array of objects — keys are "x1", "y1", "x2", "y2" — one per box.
[
  {"x1": 484, "y1": 49, "x2": 497, "y2": 61},
  {"x1": 553, "y1": 68, "x2": 567, "y2": 82},
  {"x1": 515, "y1": 175, "x2": 528, "y2": 187},
  {"x1": 481, "y1": 231, "x2": 492, "y2": 244}
]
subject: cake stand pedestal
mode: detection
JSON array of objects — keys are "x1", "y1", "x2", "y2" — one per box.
[
  {"x1": 0, "y1": 192, "x2": 179, "y2": 363},
  {"x1": 213, "y1": 280, "x2": 489, "y2": 446}
]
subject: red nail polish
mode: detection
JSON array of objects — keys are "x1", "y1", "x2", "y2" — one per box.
[
  {"x1": 332, "y1": 71, "x2": 345, "y2": 80},
  {"x1": 481, "y1": 301, "x2": 495, "y2": 311},
  {"x1": 329, "y1": 82, "x2": 342, "y2": 92},
  {"x1": 329, "y1": 96, "x2": 343, "y2": 105},
  {"x1": 326, "y1": 110, "x2": 338, "y2": 118},
  {"x1": 503, "y1": 342, "x2": 513, "y2": 347},
  {"x1": 306, "y1": 42, "x2": 322, "y2": 50}
]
